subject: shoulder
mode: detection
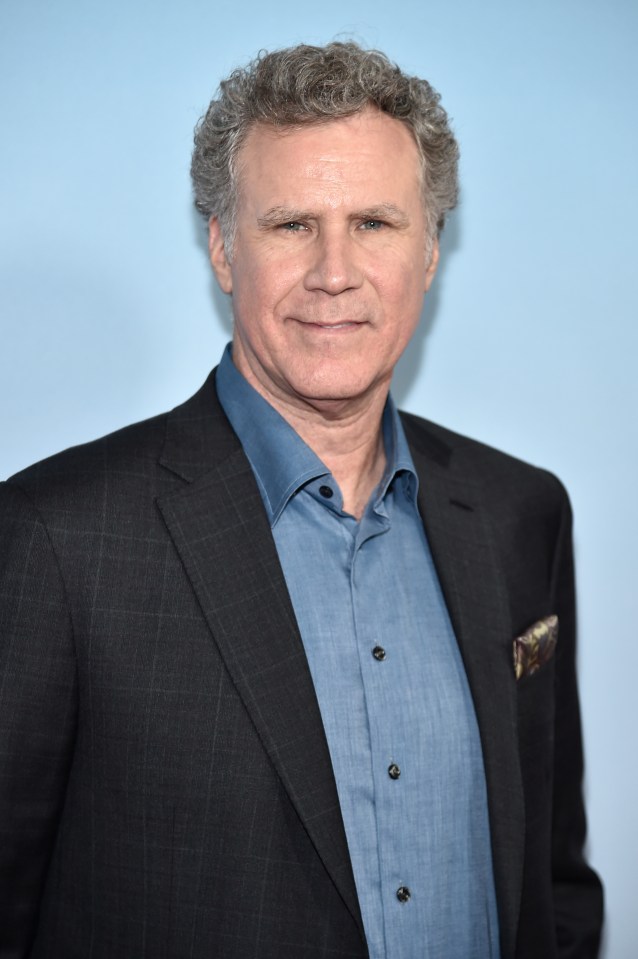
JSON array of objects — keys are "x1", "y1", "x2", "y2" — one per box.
[
  {"x1": 0, "y1": 412, "x2": 178, "y2": 578},
  {"x1": 0, "y1": 372, "x2": 234, "y2": 526},
  {"x1": 3, "y1": 410, "x2": 170, "y2": 512},
  {"x1": 399, "y1": 410, "x2": 570, "y2": 513},
  {"x1": 399, "y1": 413, "x2": 574, "y2": 608},
  {"x1": 2, "y1": 369, "x2": 230, "y2": 517}
]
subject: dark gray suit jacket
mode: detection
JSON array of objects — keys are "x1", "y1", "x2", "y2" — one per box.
[{"x1": 0, "y1": 370, "x2": 603, "y2": 958}]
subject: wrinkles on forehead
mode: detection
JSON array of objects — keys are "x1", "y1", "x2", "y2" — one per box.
[{"x1": 234, "y1": 109, "x2": 425, "y2": 190}]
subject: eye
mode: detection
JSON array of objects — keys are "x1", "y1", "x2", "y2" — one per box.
[
  {"x1": 280, "y1": 221, "x2": 307, "y2": 232},
  {"x1": 360, "y1": 219, "x2": 384, "y2": 231}
]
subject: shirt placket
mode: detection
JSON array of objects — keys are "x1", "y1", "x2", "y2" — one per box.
[{"x1": 351, "y1": 503, "x2": 419, "y2": 958}]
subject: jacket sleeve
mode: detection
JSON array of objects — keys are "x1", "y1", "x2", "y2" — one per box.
[
  {"x1": 0, "y1": 482, "x2": 78, "y2": 958},
  {"x1": 549, "y1": 487, "x2": 604, "y2": 957}
]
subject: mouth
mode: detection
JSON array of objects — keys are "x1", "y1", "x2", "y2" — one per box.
[{"x1": 294, "y1": 319, "x2": 365, "y2": 332}]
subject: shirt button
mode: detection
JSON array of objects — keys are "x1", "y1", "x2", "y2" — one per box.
[
  {"x1": 319, "y1": 485, "x2": 333, "y2": 499},
  {"x1": 372, "y1": 646, "x2": 386, "y2": 661},
  {"x1": 388, "y1": 763, "x2": 401, "y2": 780},
  {"x1": 396, "y1": 886, "x2": 411, "y2": 903}
]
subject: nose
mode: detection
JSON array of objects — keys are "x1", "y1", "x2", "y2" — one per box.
[{"x1": 303, "y1": 229, "x2": 364, "y2": 295}]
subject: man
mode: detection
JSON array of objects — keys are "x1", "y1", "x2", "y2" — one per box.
[{"x1": 0, "y1": 42, "x2": 602, "y2": 958}]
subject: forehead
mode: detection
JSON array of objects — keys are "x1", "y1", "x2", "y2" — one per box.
[{"x1": 235, "y1": 109, "x2": 423, "y2": 205}]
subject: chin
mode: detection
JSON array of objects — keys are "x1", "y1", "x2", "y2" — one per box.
[{"x1": 287, "y1": 370, "x2": 385, "y2": 406}]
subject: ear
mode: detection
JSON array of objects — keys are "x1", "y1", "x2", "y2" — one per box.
[
  {"x1": 208, "y1": 217, "x2": 233, "y2": 294},
  {"x1": 424, "y1": 237, "x2": 439, "y2": 293}
]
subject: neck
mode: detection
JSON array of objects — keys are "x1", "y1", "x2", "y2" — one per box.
[
  {"x1": 230, "y1": 346, "x2": 394, "y2": 519},
  {"x1": 254, "y1": 386, "x2": 390, "y2": 520},
  {"x1": 288, "y1": 396, "x2": 388, "y2": 520}
]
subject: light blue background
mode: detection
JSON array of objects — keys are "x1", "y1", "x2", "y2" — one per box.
[{"x1": 1, "y1": 1, "x2": 635, "y2": 955}]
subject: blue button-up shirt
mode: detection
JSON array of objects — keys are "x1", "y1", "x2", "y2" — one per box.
[{"x1": 216, "y1": 345, "x2": 500, "y2": 959}]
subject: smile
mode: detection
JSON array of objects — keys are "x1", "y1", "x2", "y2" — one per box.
[{"x1": 296, "y1": 319, "x2": 365, "y2": 331}]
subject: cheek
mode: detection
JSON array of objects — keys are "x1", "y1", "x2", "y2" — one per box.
[
  {"x1": 372, "y1": 260, "x2": 427, "y2": 317},
  {"x1": 234, "y1": 255, "x2": 305, "y2": 316},
  {"x1": 369, "y1": 244, "x2": 429, "y2": 291}
]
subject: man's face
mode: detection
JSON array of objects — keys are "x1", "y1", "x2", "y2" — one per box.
[{"x1": 209, "y1": 108, "x2": 439, "y2": 415}]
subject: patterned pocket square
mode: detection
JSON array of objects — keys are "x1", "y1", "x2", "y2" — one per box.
[{"x1": 513, "y1": 615, "x2": 558, "y2": 681}]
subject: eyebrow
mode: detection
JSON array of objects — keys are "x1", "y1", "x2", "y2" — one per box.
[
  {"x1": 256, "y1": 208, "x2": 315, "y2": 229},
  {"x1": 357, "y1": 205, "x2": 410, "y2": 228},
  {"x1": 256, "y1": 203, "x2": 411, "y2": 230}
]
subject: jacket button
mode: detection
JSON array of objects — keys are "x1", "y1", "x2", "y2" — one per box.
[
  {"x1": 372, "y1": 646, "x2": 386, "y2": 661},
  {"x1": 388, "y1": 763, "x2": 401, "y2": 780},
  {"x1": 396, "y1": 886, "x2": 411, "y2": 903},
  {"x1": 319, "y1": 485, "x2": 333, "y2": 499}
]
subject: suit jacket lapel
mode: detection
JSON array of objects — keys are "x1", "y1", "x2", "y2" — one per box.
[
  {"x1": 404, "y1": 419, "x2": 524, "y2": 959},
  {"x1": 156, "y1": 374, "x2": 363, "y2": 936}
]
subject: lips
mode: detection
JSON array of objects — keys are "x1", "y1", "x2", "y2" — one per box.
[
  {"x1": 293, "y1": 318, "x2": 366, "y2": 329},
  {"x1": 311, "y1": 321, "x2": 360, "y2": 328}
]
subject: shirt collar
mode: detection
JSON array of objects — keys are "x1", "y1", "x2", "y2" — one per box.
[{"x1": 215, "y1": 343, "x2": 419, "y2": 526}]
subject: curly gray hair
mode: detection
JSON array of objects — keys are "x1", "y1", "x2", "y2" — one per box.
[{"x1": 191, "y1": 41, "x2": 459, "y2": 254}]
